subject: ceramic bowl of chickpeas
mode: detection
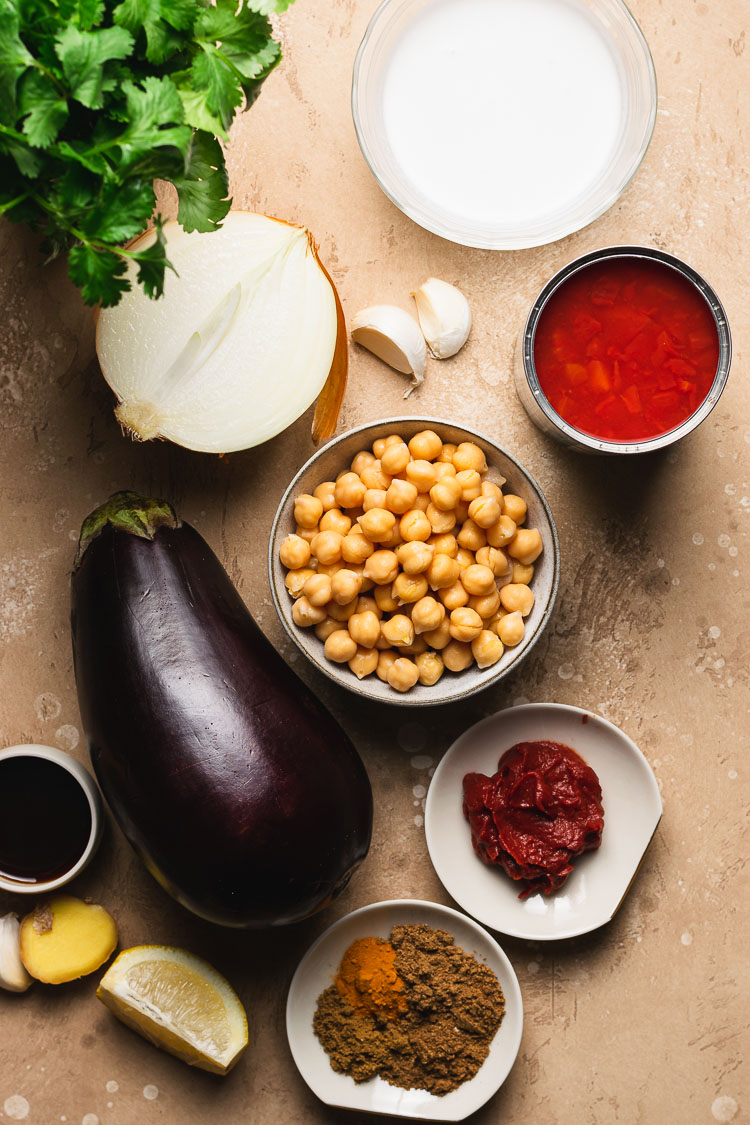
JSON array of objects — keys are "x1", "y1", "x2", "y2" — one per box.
[{"x1": 269, "y1": 418, "x2": 559, "y2": 705}]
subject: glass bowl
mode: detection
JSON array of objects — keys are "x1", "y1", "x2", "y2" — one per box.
[{"x1": 352, "y1": 0, "x2": 657, "y2": 249}]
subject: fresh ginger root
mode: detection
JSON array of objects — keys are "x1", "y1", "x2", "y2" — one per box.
[{"x1": 19, "y1": 896, "x2": 117, "y2": 984}]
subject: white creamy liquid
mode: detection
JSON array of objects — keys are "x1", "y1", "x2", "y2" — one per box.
[{"x1": 380, "y1": 0, "x2": 625, "y2": 229}]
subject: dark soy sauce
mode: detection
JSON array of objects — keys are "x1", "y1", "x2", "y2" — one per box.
[{"x1": 0, "y1": 756, "x2": 92, "y2": 883}]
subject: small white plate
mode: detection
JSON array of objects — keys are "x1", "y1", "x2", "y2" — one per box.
[
  {"x1": 425, "y1": 704, "x2": 662, "y2": 941},
  {"x1": 286, "y1": 899, "x2": 523, "y2": 1121}
]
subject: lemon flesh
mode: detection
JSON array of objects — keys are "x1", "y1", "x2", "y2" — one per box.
[{"x1": 97, "y1": 945, "x2": 248, "y2": 1075}]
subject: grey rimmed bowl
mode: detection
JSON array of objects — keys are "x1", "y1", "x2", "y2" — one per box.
[{"x1": 268, "y1": 418, "x2": 560, "y2": 706}]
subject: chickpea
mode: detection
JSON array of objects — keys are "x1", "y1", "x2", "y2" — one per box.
[
  {"x1": 429, "y1": 476, "x2": 462, "y2": 512},
  {"x1": 303, "y1": 573, "x2": 332, "y2": 606},
  {"x1": 422, "y1": 617, "x2": 451, "y2": 650},
  {"x1": 376, "y1": 650, "x2": 399, "y2": 681},
  {"x1": 387, "y1": 657, "x2": 420, "y2": 693},
  {"x1": 496, "y1": 610, "x2": 525, "y2": 646},
  {"x1": 324, "y1": 630, "x2": 358, "y2": 663},
  {"x1": 442, "y1": 640, "x2": 474, "y2": 672},
  {"x1": 399, "y1": 509, "x2": 432, "y2": 542},
  {"x1": 429, "y1": 532, "x2": 458, "y2": 557},
  {"x1": 280, "y1": 533, "x2": 311, "y2": 569},
  {"x1": 425, "y1": 502, "x2": 457, "y2": 535},
  {"x1": 380, "y1": 440, "x2": 410, "y2": 476},
  {"x1": 348, "y1": 563, "x2": 374, "y2": 593},
  {"x1": 294, "y1": 493, "x2": 323, "y2": 529},
  {"x1": 292, "y1": 596, "x2": 327, "y2": 627},
  {"x1": 295, "y1": 524, "x2": 318, "y2": 544},
  {"x1": 507, "y1": 527, "x2": 543, "y2": 565},
  {"x1": 351, "y1": 450, "x2": 376, "y2": 476},
  {"x1": 379, "y1": 525, "x2": 404, "y2": 551},
  {"x1": 411, "y1": 596, "x2": 445, "y2": 635},
  {"x1": 407, "y1": 429, "x2": 442, "y2": 460},
  {"x1": 333, "y1": 472, "x2": 365, "y2": 510},
  {"x1": 319, "y1": 509, "x2": 351, "y2": 536},
  {"x1": 457, "y1": 519, "x2": 486, "y2": 552},
  {"x1": 385, "y1": 478, "x2": 418, "y2": 515},
  {"x1": 348, "y1": 647, "x2": 379, "y2": 679},
  {"x1": 412, "y1": 492, "x2": 430, "y2": 512},
  {"x1": 364, "y1": 549, "x2": 399, "y2": 586},
  {"x1": 358, "y1": 508, "x2": 396, "y2": 543},
  {"x1": 452, "y1": 441, "x2": 487, "y2": 473},
  {"x1": 355, "y1": 595, "x2": 381, "y2": 617},
  {"x1": 486, "y1": 516, "x2": 517, "y2": 549},
  {"x1": 360, "y1": 461, "x2": 392, "y2": 491},
  {"x1": 438, "y1": 442, "x2": 457, "y2": 463},
  {"x1": 426, "y1": 553, "x2": 460, "y2": 590},
  {"x1": 468, "y1": 495, "x2": 501, "y2": 529},
  {"x1": 405, "y1": 459, "x2": 438, "y2": 492},
  {"x1": 512, "y1": 561, "x2": 535, "y2": 584},
  {"x1": 329, "y1": 568, "x2": 361, "y2": 605},
  {"x1": 313, "y1": 481, "x2": 337, "y2": 511},
  {"x1": 439, "y1": 580, "x2": 470, "y2": 611},
  {"x1": 449, "y1": 606, "x2": 483, "y2": 642},
  {"x1": 363, "y1": 488, "x2": 388, "y2": 512},
  {"x1": 391, "y1": 573, "x2": 426, "y2": 605},
  {"x1": 471, "y1": 630, "x2": 504, "y2": 669},
  {"x1": 433, "y1": 461, "x2": 457, "y2": 480},
  {"x1": 397, "y1": 540, "x2": 434, "y2": 575},
  {"x1": 500, "y1": 583, "x2": 535, "y2": 617},
  {"x1": 416, "y1": 651, "x2": 444, "y2": 686},
  {"x1": 285, "y1": 567, "x2": 316, "y2": 598},
  {"x1": 461, "y1": 563, "x2": 496, "y2": 596},
  {"x1": 455, "y1": 547, "x2": 475, "y2": 570},
  {"x1": 348, "y1": 610, "x2": 381, "y2": 649},
  {"x1": 372, "y1": 434, "x2": 402, "y2": 458},
  {"x1": 316, "y1": 561, "x2": 343, "y2": 578},
  {"x1": 468, "y1": 589, "x2": 501, "y2": 620},
  {"x1": 314, "y1": 617, "x2": 347, "y2": 641},
  {"x1": 381, "y1": 614, "x2": 415, "y2": 648},
  {"x1": 481, "y1": 480, "x2": 504, "y2": 503},
  {"x1": 455, "y1": 469, "x2": 482, "y2": 501},
  {"x1": 476, "y1": 545, "x2": 510, "y2": 577},
  {"x1": 455, "y1": 500, "x2": 470, "y2": 524},
  {"x1": 503, "y1": 494, "x2": 528, "y2": 525},
  {"x1": 374, "y1": 584, "x2": 399, "y2": 613},
  {"x1": 310, "y1": 530, "x2": 343, "y2": 565},
  {"x1": 327, "y1": 597, "x2": 359, "y2": 622},
  {"x1": 341, "y1": 530, "x2": 374, "y2": 564}
]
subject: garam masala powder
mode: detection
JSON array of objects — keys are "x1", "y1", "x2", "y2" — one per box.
[{"x1": 312, "y1": 923, "x2": 505, "y2": 1095}]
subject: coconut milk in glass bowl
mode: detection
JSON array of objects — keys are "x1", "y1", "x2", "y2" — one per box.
[{"x1": 352, "y1": 0, "x2": 656, "y2": 249}]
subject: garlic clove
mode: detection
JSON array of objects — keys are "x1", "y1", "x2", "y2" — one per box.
[
  {"x1": 0, "y1": 913, "x2": 33, "y2": 992},
  {"x1": 412, "y1": 278, "x2": 472, "y2": 359},
  {"x1": 350, "y1": 306, "x2": 427, "y2": 398}
]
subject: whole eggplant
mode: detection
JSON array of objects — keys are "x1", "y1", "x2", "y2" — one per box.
[{"x1": 71, "y1": 492, "x2": 373, "y2": 928}]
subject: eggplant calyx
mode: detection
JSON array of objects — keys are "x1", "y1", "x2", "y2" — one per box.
[{"x1": 75, "y1": 491, "x2": 180, "y2": 568}]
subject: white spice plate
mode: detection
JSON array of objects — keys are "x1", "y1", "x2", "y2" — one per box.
[
  {"x1": 425, "y1": 704, "x2": 662, "y2": 941},
  {"x1": 286, "y1": 899, "x2": 523, "y2": 1120}
]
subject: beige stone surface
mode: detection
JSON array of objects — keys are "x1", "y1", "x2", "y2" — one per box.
[{"x1": 0, "y1": 0, "x2": 748, "y2": 1122}]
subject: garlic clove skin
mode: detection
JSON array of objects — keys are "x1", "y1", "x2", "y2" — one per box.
[
  {"x1": 350, "y1": 306, "x2": 427, "y2": 397},
  {"x1": 412, "y1": 278, "x2": 472, "y2": 359},
  {"x1": 0, "y1": 913, "x2": 33, "y2": 992}
]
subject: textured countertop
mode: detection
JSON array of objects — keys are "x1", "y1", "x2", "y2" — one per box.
[{"x1": 0, "y1": 1, "x2": 748, "y2": 1122}]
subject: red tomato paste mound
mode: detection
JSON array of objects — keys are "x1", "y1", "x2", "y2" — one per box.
[{"x1": 463, "y1": 741, "x2": 604, "y2": 898}]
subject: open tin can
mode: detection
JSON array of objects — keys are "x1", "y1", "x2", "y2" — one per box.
[{"x1": 514, "y1": 246, "x2": 732, "y2": 454}]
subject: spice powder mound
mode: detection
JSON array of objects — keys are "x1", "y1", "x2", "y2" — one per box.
[{"x1": 312, "y1": 923, "x2": 506, "y2": 1096}]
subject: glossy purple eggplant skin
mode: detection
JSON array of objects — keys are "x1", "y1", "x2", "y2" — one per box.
[{"x1": 71, "y1": 505, "x2": 373, "y2": 928}]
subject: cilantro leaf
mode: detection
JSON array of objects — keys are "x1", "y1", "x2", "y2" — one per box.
[
  {"x1": 0, "y1": 11, "x2": 35, "y2": 123},
  {"x1": 127, "y1": 217, "x2": 174, "y2": 299},
  {"x1": 81, "y1": 178, "x2": 156, "y2": 242},
  {"x1": 191, "y1": 0, "x2": 281, "y2": 127},
  {"x1": 18, "y1": 70, "x2": 68, "y2": 147},
  {"x1": 55, "y1": 24, "x2": 134, "y2": 109},
  {"x1": 171, "y1": 130, "x2": 230, "y2": 233},
  {"x1": 247, "y1": 0, "x2": 295, "y2": 12},
  {"x1": 68, "y1": 241, "x2": 131, "y2": 307},
  {"x1": 113, "y1": 0, "x2": 197, "y2": 64},
  {"x1": 118, "y1": 76, "x2": 190, "y2": 164}
]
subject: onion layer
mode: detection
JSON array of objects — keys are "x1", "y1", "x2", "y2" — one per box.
[{"x1": 96, "y1": 212, "x2": 346, "y2": 453}]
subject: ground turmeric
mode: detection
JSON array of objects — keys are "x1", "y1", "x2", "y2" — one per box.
[{"x1": 334, "y1": 936, "x2": 407, "y2": 1020}]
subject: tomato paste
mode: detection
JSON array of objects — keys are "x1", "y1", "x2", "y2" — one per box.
[
  {"x1": 533, "y1": 257, "x2": 719, "y2": 442},
  {"x1": 463, "y1": 741, "x2": 604, "y2": 898}
]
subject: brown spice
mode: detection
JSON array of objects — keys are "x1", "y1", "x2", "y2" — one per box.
[{"x1": 313, "y1": 923, "x2": 505, "y2": 1096}]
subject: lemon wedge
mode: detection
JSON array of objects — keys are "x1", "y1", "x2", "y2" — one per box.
[{"x1": 97, "y1": 945, "x2": 248, "y2": 1075}]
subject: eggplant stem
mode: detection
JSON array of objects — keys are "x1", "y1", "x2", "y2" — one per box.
[{"x1": 75, "y1": 491, "x2": 180, "y2": 568}]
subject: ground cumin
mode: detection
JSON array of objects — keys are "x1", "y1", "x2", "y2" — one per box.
[{"x1": 312, "y1": 923, "x2": 505, "y2": 1096}]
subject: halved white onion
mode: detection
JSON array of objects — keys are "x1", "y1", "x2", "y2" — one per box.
[{"x1": 96, "y1": 212, "x2": 346, "y2": 453}]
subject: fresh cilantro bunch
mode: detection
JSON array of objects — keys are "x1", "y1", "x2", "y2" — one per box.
[{"x1": 0, "y1": 0, "x2": 293, "y2": 306}]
